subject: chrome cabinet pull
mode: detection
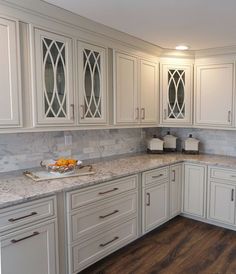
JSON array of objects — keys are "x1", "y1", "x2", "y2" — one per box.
[
  {"x1": 164, "y1": 109, "x2": 167, "y2": 120},
  {"x1": 98, "y1": 188, "x2": 118, "y2": 195},
  {"x1": 99, "y1": 210, "x2": 119, "y2": 219},
  {"x1": 70, "y1": 104, "x2": 75, "y2": 119},
  {"x1": 172, "y1": 170, "x2": 176, "y2": 182},
  {"x1": 228, "y1": 110, "x2": 231, "y2": 123},
  {"x1": 8, "y1": 212, "x2": 38, "y2": 223},
  {"x1": 99, "y1": 236, "x2": 119, "y2": 247},
  {"x1": 141, "y1": 108, "x2": 145, "y2": 120},
  {"x1": 11, "y1": 231, "x2": 39, "y2": 244},
  {"x1": 146, "y1": 193, "x2": 150, "y2": 206},
  {"x1": 80, "y1": 105, "x2": 85, "y2": 119},
  {"x1": 231, "y1": 189, "x2": 234, "y2": 201},
  {"x1": 152, "y1": 174, "x2": 163, "y2": 179},
  {"x1": 135, "y1": 107, "x2": 140, "y2": 120}
]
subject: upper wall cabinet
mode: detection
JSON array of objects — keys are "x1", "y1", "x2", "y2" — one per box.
[
  {"x1": 195, "y1": 63, "x2": 234, "y2": 127},
  {"x1": 78, "y1": 42, "x2": 107, "y2": 124},
  {"x1": 114, "y1": 51, "x2": 158, "y2": 125},
  {"x1": 160, "y1": 64, "x2": 193, "y2": 125},
  {"x1": 0, "y1": 17, "x2": 22, "y2": 128},
  {"x1": 32, "y1": 28, "x2": 74, "y2": 126}
]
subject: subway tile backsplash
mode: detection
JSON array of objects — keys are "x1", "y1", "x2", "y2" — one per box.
[
  {"x1": 1, "y1": 127, "x2": 236, "y2": 173},
  {"x1": 0, "y1": 129, "x2": 145, "y2": 173}
]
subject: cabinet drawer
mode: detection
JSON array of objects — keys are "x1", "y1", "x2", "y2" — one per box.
[
  {"x1": 0, "y1": 197, "x2": 56, "y2": 232},
  {"x1": 142, "y1": 167, "x2": 169, "y2": 186},
  {"x1": 210, "y1": 167, "x2": 236, "y2": 182},
  {"x1": 69, "y1": 192, "x2": 137, "y2": 241},
  {"x1": 67, "y1": 175, "x2": 138, "y2": 210},
  {"x1": 70, "y1": 218, "x2": 137, "y2": 273}
]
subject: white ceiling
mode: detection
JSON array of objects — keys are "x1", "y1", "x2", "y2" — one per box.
[{"x1": 44, "y1": 0, "x2": 236, "y2": 50}]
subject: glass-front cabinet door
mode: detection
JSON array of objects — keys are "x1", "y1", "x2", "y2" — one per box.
[
  {"x1": 78, "y1": 42, "x2": 107, "y2": 124},
  {"x1": 34, "y1": 29, "x2": 74, "y2": 125},
  {"x1": 161, "y1": 64, "x2": 192, "y2": 125}
]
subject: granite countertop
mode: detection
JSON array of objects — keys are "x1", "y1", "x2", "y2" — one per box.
[{"x1": 1, "y1": 153, "x2": 236, "y2": 209}]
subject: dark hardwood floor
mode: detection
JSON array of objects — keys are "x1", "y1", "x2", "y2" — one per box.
[{"x1": 80, "y1": 216, "x2": 236, "y2": 274}]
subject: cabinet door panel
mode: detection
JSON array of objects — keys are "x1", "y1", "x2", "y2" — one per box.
[
  {"x1": 114, "y1": 52, "x2": 138, "y2": 124},
  {"x1": 0, "y1": 17, "x2": 21, "y2": 127},
  {"x1": 195, "y1": 63, "x2": 234, "y2": 127},
  {"x1": 140, "y1": 60, "x2": 158, "y2": 124},
  {"x1": 183, "y1": 164, "x2": 206, "y2": 217},
  {"x1": 161, "y1": 64, "x2": 192, "y2": 125},
  {"x1": 78, "y1": 42, "x2": 107, "y2": 124},
  {"x1": 1, "y1": 221, "x2": 58, "y2": 274},
  {"x1": 34, "y1": 28, "x2": 74, "y2": 125},
  {"x1": 208, "y1": 181, "x2": 235, "y2": 225},
  {"x1": 144, "y1": 182, "x2": 168, "y2": 232},
  {"x1": 170, "y1": 164, "x2": 182, "y2": 218}
]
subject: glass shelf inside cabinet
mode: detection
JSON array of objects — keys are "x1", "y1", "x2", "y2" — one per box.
[
  {"x1": 83, "y1": 49, "x2": 102, "y2": 119},
  {"x1": 167, "y1": 69, "x2": 185, "y2": 119},
  {"x1": 43, "y1": 38, "x2": 67, "y2": 118}
]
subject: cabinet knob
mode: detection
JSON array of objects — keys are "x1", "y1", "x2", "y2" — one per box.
[
  {"x1": 135, "y1": 108, "x2": 140, "y2": 120},
  {"x1": 146, "y1": 192, "x2": 151, "y2": 206},
  {"x1": 141, "y1": 108, "x2": 145, "y2": 120}
]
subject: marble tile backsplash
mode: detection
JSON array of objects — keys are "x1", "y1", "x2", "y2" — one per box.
[
  {"x1": 145, "y1": 127, "x2": 236, "y2": 156},
  {"x1": 0, "y1": 129, "x2": 145, "y2": 173}
]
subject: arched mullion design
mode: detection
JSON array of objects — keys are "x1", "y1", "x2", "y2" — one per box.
[
  {"x1": 167, "y1": 69, "x2": 186, "y2": 119},
  {"x1": 43, "y1": 39, "x2": 57, "y2": 118},
  {"x1": 42, "y1": 37, "x2": 67, "y2": 118},
  {"x1": 54, "y1": 43, "x2": 66, "y2": 117},
  {"x1": 82, "y1": 48, "x2": 102, "y2": 119},
  {"x1": 83, "y1": 50, "x2": 94, "y2": 118}
]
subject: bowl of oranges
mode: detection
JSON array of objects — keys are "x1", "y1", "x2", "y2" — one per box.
[{"x1": 40, "y1": 158, "x2": 82, "y2": 174}]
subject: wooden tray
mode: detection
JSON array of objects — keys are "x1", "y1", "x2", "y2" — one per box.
[{"x1": 23, "y1": 165, "x2": 95, "y2": 182}]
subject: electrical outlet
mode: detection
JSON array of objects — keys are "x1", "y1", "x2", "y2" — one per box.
[{"x1": 64, "y1": 135, "x2": 72, "y2": 146}]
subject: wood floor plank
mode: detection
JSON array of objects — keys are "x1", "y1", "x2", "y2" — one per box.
[{"x1": 80, "y1": 217, "x2": 236, "y2": 274}]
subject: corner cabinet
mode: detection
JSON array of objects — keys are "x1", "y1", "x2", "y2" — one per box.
[
  {"x1": 77, "y1": 42, "x2": 107, "y2": 124},
  {"x1": 0, "y1": 17, "x2": 22, "y2": 128},
  {"x1": 195, "y1": 63, "x2": 234, "y2": 127},
  {"x1": 113, "y1": 51, "x2": 158, "y2": 126},
  {"x1": 160, "y1": 63, "x2": 193, "y2": 125},
  {"x1": 32, "y1": 28, "x2": 74, "y2": 126}
]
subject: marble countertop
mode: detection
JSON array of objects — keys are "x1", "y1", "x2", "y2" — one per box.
[{"x1": 1, "y1": 153, "x2": 236, "y2": 209}]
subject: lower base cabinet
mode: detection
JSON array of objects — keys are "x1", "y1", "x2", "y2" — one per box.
[
  {"x1": 208, "y1": 180, "x2": 235, "y2": 225},
  {"x1": 142, "y1": 167, "x2": 169, "y2": 233},
  {"x1": 183, "y1": 163, "x2": 207, "y2": 217},
  {"x1": 70, "y1": 218, "x2": 137, "y2": 273},
  {"x1": 170, "y1": 164, "x2": 182, "y2": 218},
  {"x1": 1, "y1": 220, "x2": 58, "y2": 274}
]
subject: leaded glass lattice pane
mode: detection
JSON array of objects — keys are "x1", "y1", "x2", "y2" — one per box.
[
  {"x1": 42, "y1": 37, "x2": 67, "y2": 118},
  {"x1": 82, "y1": 48, "x2": 102, "y2": 119},
  {"x1": 167, "y1": 69, "x2": 185, "y2": 119}
]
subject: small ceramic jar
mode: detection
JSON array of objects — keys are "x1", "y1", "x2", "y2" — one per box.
[
  {"x1": 183, "y1": 134, "x2": 200, "y2": 154},
  {"x1": 147, "y1": 135, "x2": 164, "y2": 153},
  {"x1": 163, "y1": 131, "x2": 177, "y2": 152}
]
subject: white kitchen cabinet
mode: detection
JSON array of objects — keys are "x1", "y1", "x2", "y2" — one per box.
[
  {"x1": 143, "y1": 182, "x2": 168, "y2": 233},
  {"x1": 208, "y1": 180, "x2": 235, "y2": 225},
  {"x1": 0, "y1": 17, "x2": 22, "y2": 128},
  {"x1": 142, "y1": 168, "x2": 169, "y2": 233},
  {"x1": 140, "y1": 59, "x2": 158, "y2": 124},
  {"x1": 33, "y1": 28, "x2": 74, "y2": 126},
  {"x1": 183, "y1": 164, "x2": 206, "y2": 217},
  {"x1": 114, "y1": 51, "x2": 158, "y2": 125},
  {"x1": 66, "y1": 175, "x2": 138, "y2": 273},
  {"x1": 195, "y1": 63, "x2": 234, "y2": 127},
  {"x1": 161, "y1": 63, "x2": 193, "y2": 125},
  {"x1": 78, "y1": 41, "x2": 107, "y2": 124},
  {"x1": 170, "y1": 164, "x2": 182, "y2": 218},
  {"x1": 1, "y1": 221, "x2": 58, "y2": 274},
  {"x1": 114, "y1": 51, "x2": 138, "y2": 124}
]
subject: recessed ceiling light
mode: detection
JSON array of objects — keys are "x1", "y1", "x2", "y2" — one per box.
[{"x1": 175, "y1": 45, "x2": 189, "y2": 50}]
